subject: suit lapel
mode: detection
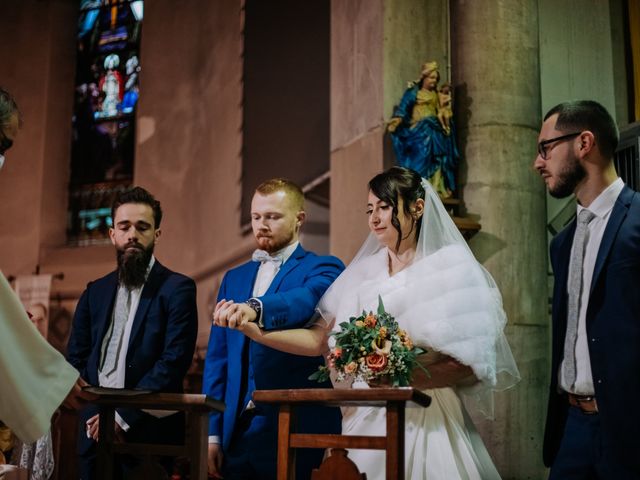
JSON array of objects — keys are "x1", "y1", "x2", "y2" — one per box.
[
  {"x1": 95, "y1": 273, "x2": 118, "y2": 365},
  {"x1": 242, "y1": 262, "x2": 260, "y2": 299},
  {"x1": 266, "y1": 244, "x2": 306, "y2": 293},
  {"x1": 590, "y1": 187, "x2": 633, "y2": 295},
  {"x1": 128, "y1": 261, "x2": 165, "y2": 349}
]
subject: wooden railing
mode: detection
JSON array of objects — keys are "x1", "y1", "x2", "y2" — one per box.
[
  {"x1": 93, "y1": 392, "x2": 224, "y2": 480},
  {"x1": 253, "y1": 388, "x2": 431, "y2": 480}
]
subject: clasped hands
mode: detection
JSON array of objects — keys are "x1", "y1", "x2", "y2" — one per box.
[{"x1": 212, "y1": 299, "x2": 257, "y2": 330}]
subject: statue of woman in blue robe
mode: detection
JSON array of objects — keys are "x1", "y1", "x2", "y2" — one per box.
[{"x1": 388, "y1": 61, "x2": 460, "y2": 198}]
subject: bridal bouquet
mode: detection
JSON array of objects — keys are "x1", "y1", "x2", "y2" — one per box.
[{"x1": 309, "y1": 296, "x2": 427, "y2": 387}]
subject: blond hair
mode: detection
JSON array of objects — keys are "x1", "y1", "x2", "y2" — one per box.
[{"x1": 255, "y1": 178, "x2": 305, "y2": 211}]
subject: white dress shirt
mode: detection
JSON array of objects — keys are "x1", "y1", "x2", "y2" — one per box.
[
  {"x1": 98, "y1": 256, "x2": 155, "y2": 389},
  {"x1": 252, "y1": 241, "x2": 298, "y2": 297},
  {"x1": 96, "y1": 256, "x2": 157, "y2": 431},
  {"x1": 559, "y1": 178, "x2": 624, "y2": 395}
]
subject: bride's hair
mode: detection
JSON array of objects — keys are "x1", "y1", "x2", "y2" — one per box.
[{"x1": 368, "y1": 166, "x2": 425, "y2": 252}]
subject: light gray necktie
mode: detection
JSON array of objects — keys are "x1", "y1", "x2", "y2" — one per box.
[
  {"x1": 100, "y1": 287, "x2": 132, "y2": 377},
  {"x1": 562, "y1": 209, "x2": 596, "y2": 389}
]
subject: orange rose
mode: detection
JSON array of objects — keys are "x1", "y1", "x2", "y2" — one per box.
[
  {"x1": 364, "y1": 314, "x2": 377, "y2": 328},
  {"x1": 365, "y1": 353, "x2": 388, "y2": 372},
  {"x1": 332, "y1": 347, "x2": 343, "y2": 358}
]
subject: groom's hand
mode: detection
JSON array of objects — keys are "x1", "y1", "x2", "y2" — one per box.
[
  {"x1": 213, "y1": 299, "x2": 257, "y2": 329},
  {"x1": 227, "y1": 303, "x2": 257, "y2": 329},
  {"x1": 212, "y1": 299, "x2": 233, "y2": 327},
  {"x1": 207, "y1": 443, "x2": 224, "y2": 478}
]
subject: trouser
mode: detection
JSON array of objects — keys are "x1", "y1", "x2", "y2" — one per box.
[
  {"x1": 549, "y1": 406, "x2": 640, "y2": 480},
  {"x1": 223, "y1": 410, "x2": 326, "y2": 480}
]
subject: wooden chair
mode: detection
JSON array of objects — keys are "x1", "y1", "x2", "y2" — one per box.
[
  {"x1": 93, "y1": 392, "x2": 224, "y2": 480},
  {"x1": 253, "y1": 388, "x2": 431, "y2": 480}
]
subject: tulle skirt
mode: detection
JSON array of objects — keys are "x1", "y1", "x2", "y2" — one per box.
[{"x1": 340, "y1": 387, "x2": 501, "y2": 480}]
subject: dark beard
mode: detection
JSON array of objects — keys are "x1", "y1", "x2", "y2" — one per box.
[
  {"x1": 549, "y1": 153, "x2": 587, "y2": 199},
  {"x1": 116, "y1": 243, "x2": 154, "y2": 289}
]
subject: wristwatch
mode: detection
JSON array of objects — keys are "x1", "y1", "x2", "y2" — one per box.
[{"x1": 245, "y1": 298, "x2": 264, "y2": 328}]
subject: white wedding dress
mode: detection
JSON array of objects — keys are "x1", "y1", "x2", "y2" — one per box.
[{"x1": 319, "y1": 242, "x2": 519, "y2": 480}]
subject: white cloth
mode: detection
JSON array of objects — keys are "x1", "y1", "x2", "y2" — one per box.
[
  {"x1": 559, "y1": 178, "x2": 623, "y2": 395},
  {"x1": 252, "y1": 242, "x2": 298, "y2": 297},
  {"x1": 318, "y1": 245, "x2": 518, "y2": 479},
  {"x1": 0, "y1": 272, "x2": 77, "y2": 443},
  {"x1": 10, "y1": 430, "x2": 54, "y2": 480}
]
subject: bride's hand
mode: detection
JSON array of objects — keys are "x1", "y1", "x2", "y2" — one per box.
[
  {"x1": 236, "y1": 320, "x2": 261, "y2": 338},
  {"x1": 418, "y1": 350, "x2": 445, "y2": 367},
  {"x1": 412, "y1": 354, "x2": 477, "y2": 390}
]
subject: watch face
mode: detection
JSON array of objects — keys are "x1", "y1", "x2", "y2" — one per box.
[{"x1": 247, "y1": 299, "x2": 261, "y2": 313}]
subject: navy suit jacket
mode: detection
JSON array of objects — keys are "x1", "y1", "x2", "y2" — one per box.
[
  {"x1": 203, "y1": 244, "x2": 344, "y2": 451},
  {"x1": 543, "y1": 185, "x2": 640, "y2": 469},
  {"x1": 67, "y1": 260, "x2": 198, "y2": 451}
]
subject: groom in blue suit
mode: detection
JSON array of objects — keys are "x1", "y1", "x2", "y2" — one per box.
[
  {"x1": 67, "y1": 187, "x2": 198, "y2": 479},
  {"x1": 535, "y1": 101, "x2": 640, "y2": 477},
  {"x1": 203, "y1": 178, "x2": 343, "y2": 480}
]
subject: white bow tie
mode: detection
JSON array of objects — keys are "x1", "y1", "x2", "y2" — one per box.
[{"x1": 252, "y1": 249, "x2": 284, "y2": 266}]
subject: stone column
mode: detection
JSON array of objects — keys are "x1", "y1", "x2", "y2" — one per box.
[
  {"x1": 330, "y1": 0, "x2": 385, "y2": 262},
  {"x1": 451, "y1": 1, "x2": 548, "y2": 478}
]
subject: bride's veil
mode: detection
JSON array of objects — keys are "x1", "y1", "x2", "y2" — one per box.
[{"x1": 317, "y1": 177, "x2": 520, "y2": 418}]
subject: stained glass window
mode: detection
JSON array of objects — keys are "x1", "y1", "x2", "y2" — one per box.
[{"x1": 68, "y1": 0, "x2": 143, "y2": 246}]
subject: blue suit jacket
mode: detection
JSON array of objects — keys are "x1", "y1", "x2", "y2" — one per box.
[
  {"x1": 203, "y1": 244, "x2": 344, "y2": 451},
  {"x1": 543, "y1": 186, "x2": 640, "y2": 469},
  {"x1": 67, "y1": 260, "x2": 198, "y2": 451}
]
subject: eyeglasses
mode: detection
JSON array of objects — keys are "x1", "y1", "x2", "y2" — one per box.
[{"x1": 537, "y1": 132, "x2": 581, "y2": 160}]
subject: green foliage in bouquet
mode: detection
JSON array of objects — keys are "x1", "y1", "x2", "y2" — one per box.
[{"x1": 309, "y1": 296, "x2": 427, "y2": 387}]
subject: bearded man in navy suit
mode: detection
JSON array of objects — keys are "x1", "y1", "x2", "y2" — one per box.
[
  {"x1": 534, "y1": 100, "x2": 640, "y2": 478},
  {"x1": 203, "y1": 178, "x2": 343, "y2": 480},
  {"x1": 67, "y1": 187, "x2": 198, "y2": 479}
]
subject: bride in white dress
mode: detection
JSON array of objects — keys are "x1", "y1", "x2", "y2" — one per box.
[{"x1": 238, "y1": 167, "x2": 520, "y2": 479}]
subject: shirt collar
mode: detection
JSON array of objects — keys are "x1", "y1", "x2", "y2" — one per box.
[
  {"x1": 576, "y1": 178, "x2": 624, "y2": 220},
  {"x1": 276, "y1": 242, "x2": 299, "y2": 265}
]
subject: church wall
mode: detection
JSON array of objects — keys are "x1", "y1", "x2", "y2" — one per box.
[
  {"x1": 330, "y1": 0, "x2": 386, "y2": 262},
  {"x1": 0, "y1": 1, "x2": 634, "y2": 477},
  {"x1": 0, "y1": 0, "x2": 247, "y2": 348},
  {"x1": 539, "y1": 0, "x2": 619, "y2": 229},
  {"x1": 0, "y1": 0, "x2": 77, "y2": 278},
  {"x1": 129, "y1": 0, "x2": 246, "y2": 345}
]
